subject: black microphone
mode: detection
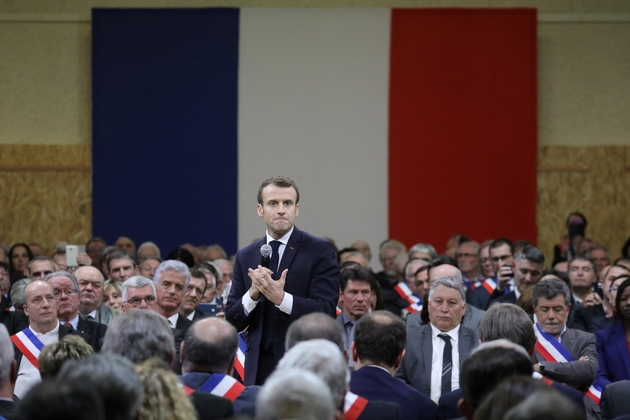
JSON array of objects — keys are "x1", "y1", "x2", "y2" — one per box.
[{"x1": 260, "y1": 244, "x2": 272, "y2": 269}]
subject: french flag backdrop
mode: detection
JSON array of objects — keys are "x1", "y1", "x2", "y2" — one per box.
[{"x1": 92, "y1": 8, "x2": 536, "y2": 260}]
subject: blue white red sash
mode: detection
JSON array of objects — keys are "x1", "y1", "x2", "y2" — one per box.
[
  {"x1": 336, "y1": 306, "x2": 341, "y2": 316},
  {"x1": 234, "y1": 332, "x2": 246, "y2": 381},
  {"x1": 480, "y1": 277, "x2": 497, "y2": 294},
  {"x1": 394, "y1": 283, "x2": 422, "y2": 314},
  {"x1": 463, "y1": 279, "x2": 482, "y2": 290},
  {"x1": 197, "y1": 373, "x2": 245, "y2": 402},
  {"x1": 10, "y1": 327, "x2": 45, "y2": 369},
  {"x1": 534, "y1": 323, "x2": 602, "y2": 404},
  {"x1": 344, "y1": 391, "x2": 368, "y2": 420}
]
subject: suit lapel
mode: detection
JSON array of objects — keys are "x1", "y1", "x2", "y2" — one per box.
[
  {"x1": 458, "y1": 327, "x2": 469, "y2": 365},
  {"x1": 277, "y1": 227, "x2": 301, "y2": 278}
]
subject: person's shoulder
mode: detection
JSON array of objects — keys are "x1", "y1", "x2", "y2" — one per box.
[{"x1": 567, "y1": 327, "x2": 595, "y2": 340}]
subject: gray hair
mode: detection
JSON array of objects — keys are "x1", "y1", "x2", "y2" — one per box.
[
  {"x1": 256, "y1": 368, "x2": 335, "y2": 420},
  {"x1": 514, "y1": 245, "x2": 545, "y2": 266},
  {"x1": 0, "y1": 325, "x2": 13, "y2": 387},
  {"x1": 408, "y1": 243, "x2": 437, "y2": 260},
  {"x1": 121, "y1": 276, "x2": 156, "y2": 302},
  {"x1": 405, "y1": 259, "x2": 429, "y2": 279},
  {"x1": 58, "y1": 353, "x2": 142, "y2": 420},
  {"x1": 457, "y1": 241, "x2": 480, "y2": 254},
  {"x1": 137, "y1": 241, "x2": 161, "y2": 259},
  {"x1": 277, "y1": 339, "x2": 348, "y2": 410},
  {"x1": 472, "y1": 339, "x2": 529, "y2": 358},
  {"x1": 10, "y1": 278, "x2": 33, "y2": 309},
  {"x1": 43, "y1": 271, "x2": 80, "y2": 293},
  {"x1": 101, "y1": 310, "x2": 174, "y2": 365},
  {"x1": 153, "y1": 260, "x2": 190, "y2": 290},
  {"x1": 429, "y1": 276, "x2": 466, "y2": 304},
  {"x1": 533, "y1": 277, "x2": 571, "y2": 307},
  {"x1": 27, "y1": 255, "x2": 56, "y2": 273},
  {"x1": 285, "y1": 313, "x2": 346, "y2": 353},
  {"x1": 477, "y1": 303, "x2": 536, "y2": 353},
  {"x1": 196, "y1": 267, "x2": 217, "y2": 289}
]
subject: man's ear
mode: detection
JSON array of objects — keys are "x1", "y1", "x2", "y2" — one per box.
[
  {"x1": 227, "y1": 354, "x2": 236, "y2": 377},
  {"x1": 10, "y1": 359, "x2": 17, "y2": 385},
  {"x1": 394, "y1": 349, "x2": 406, "y2": 370},
  {"x1": 351, "y1": 342, "x2": 358, "y2": 363},
  {"x1": 458, "y1": 397, "x2": 474, "y2": 420},
  {"x1": 23, "y1": 304, "x2": 29, "y2": 317},
  {"x1": 179, "y1": 341, "x2": 185, "y2": 365},
  {"x1": 257, "y1": 204, "x2": 264, "y2": 218}
]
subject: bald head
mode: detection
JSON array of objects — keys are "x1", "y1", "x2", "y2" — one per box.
[
  {"x1": 429, "y1": 264, "x2": 462, "y2": 283},
  {"x1": 24, "y1": 281, "x2": 58, "y2": 333},
  {"x1": 181, "y1": 317, "x2": 238, "y2": 375},
  {"x1": 74, "y1": 266, "x2": 106, "y2": 314}
]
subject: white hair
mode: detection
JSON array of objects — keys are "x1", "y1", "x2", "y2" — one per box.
[
  {"x1": 137, "y1": 241, "x2": 161, "y2": 259},
  {"x1": 121, "y1": 276, "x2": 156, "y2": 302},
  {"x1": 153, "y1": 260, "x2": 190, "y2": 290}
]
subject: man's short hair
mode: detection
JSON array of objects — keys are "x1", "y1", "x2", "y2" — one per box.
[
  {"x1": 503, "y1": 388, "x2": 585, "y2": 420},
  {"x1": 43, "y1": 271, "x2": 80, "y2": 293},
  {"x1": 378, "y1": 240, "x2": 407, "y2": 261},
  {"x1": 426, "y1": 256, "x2": 459, "y2": 276},
  {"x1": 339, "y1": 266, "x2": 371, "y2": 292},
  {"x1": 27, "y1": 255, "x2": 56, "y2": 274},
  {"x1": 533, "y1": 277, "x2": 572, "y2": 307},
  {"x1": 39, "y1": 335, "x2": 94, "y2": 380},
  {"x1": 101, "y1": 310, "x2": 174, "y2": 365},
  {"x1": 58, "y1": 353, "x2": 142, "y2": 420},
  {"x1": 354, "y1": 311, "x2": 405, "y2": 368},
  {"x1": 514, "y1": 245, "x2": 545, "y2": 266},
  {"x1": 106, "y1": 250, "x2": 138, "y2": 272},
  {"x1": 457, "y1": 241, "x2": 480, "y2": 254},
  {"x1": 587, "y1": 243, "x2": 611, "y2": 259},
  {"x1": 285, "y1": 312, "x2": 345, "y2": 352},
  {"x1": 428, "y1": 276, "x2": 466, "y2": 304},
  {"x1": 408, "y1": 243, "x2": 437, "y2": 260},
  {"x1": 188, "y1": 267, "x2": 208, "y2": 289},
  {"x1": 0, "y1": 325, "x2": 13, "y2": 387},
  {"x1": 459, "y1": 345, "x2": 533, "y2": 410},
  {"x1": 182, "y1": 319, "x2": 238, "y2": 374},
  {"x1": 256, "y1": 368, "x2": 334, "y2": 420},
  {"x1": 277, "y1": 339, "x2": 348, "y2": 410},
  {"x1": 568, "y1": 255, "x2": 597, "y2": 273},
  {"x1": 404, "y1": 259, "x2": 429, "y2": 279},
  {"x1": 153, "y1": 260, "x2": 191, "y2": 290},
  {"x1": 477, "y1": 303, "x2": 536, "y2": 352},
  {"x1": 490, "y1": 238, "x2": 515, "y2": 255},
  {"x1": 121, "y1": 276, "x2": 156, "y2": 302},
  {"x1": 257, "y1": 175, "x2": 300, "y2": 205},
  {"x1": 540, "y1": 268, "x2": 570, "y2": 287},
  {"x1": 137, "y1": 241, "x2": 161, "y2": 259}
]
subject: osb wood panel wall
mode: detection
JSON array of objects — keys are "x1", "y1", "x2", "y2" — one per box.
[
  {"x1": 0, "y1": 145, "x2": 91, "y2": 256},
  {"x1": 538, "y1": 146, "x2": 630, "y2": 263},
  {"x1": 1, "y1": 144, "x2": 629, "y2": 263}
]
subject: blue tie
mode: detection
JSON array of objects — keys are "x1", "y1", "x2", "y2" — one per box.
[{"x1": 268, "y1": 240, "x2": 282, "y2": 279}]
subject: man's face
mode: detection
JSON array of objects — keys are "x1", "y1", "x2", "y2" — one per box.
[
  {"x1": 406, "y1": 261, "x2": 425, "y2": 293},
  {"x1": 139, "y1": 258, "x2": 160, "y2": 280},
  {"x1": 122, "y1": 285, "x2": 157, "y2": 313},
  {"x1": 489, "y1": 244, "x2": 514, "y2": 274},
  {"x1": 257, "y1": 184, "x2": 299, "y2": 240},
  {"x1": 603, "y1": 266, "x2": 630, "y2": 302},
  {"x1": 29, "y1": 244, "x2": 43, "y2": 257},
  {"x1": 428, "y1": 285, "x2": 465, "y2": 332},
  {"x1": 138, "y1": 246, "x2": 159, "y2": 262},
  {"x1": 181, "y1": 276, "x2": 206, "y2": 313},
  {"x1": 29, "y1": 260, "x2": 55, "y2": 281},
  {"x1": 479, "y1": 246, "x2": 494, "y2": 278},
  {"x1": 381, "y1": 248, "x2": 400, "y2": 277},
  {"x1": 115, "y1": 237, "x2": 136, "y2": 256},
  {"x1": 589, "y1": 249, "x2": 611, "y2": 276},
  {"x1": 415, "y1": 269, "x2": 430, "y2": 297},
  {"x1": 201, "y1": 272, "x2": 217, "y2": 303},
  {"x1": 568, "y1": 259, "x2": 596, "y2": 289},
  {"x1": 155, "y1": 269, "x2": 187, "y2": 313},
  {"x1": 534, "y1": 295, "x2": 570, "y2": 338},
  {"x1": 48, "y1": 275, "x2": 79, "y2": 320},
  {"x1": 514, "y1": 259, "x2": 543, "y2": 293},
  {"x1": 217, "y1": 261, "x2": 234, "y2": 284},
  {"x1": 109, "y1": 258, "x2": 137, "y2": 282},
  {"x1": 86, "y1": 241, "x2": 106, "y2": 267},
  {"x1": 0, "y1": 265, "x2": 10, "y2": 295},
  {"x1": 457, "y1": 244, "x2": 478, "y2": 277},
  {"x1": 53, "y1": 254, "x2": 67, "y2": 272},
  {"x1": 75, "y1": 266, "x2": 105, "y2": 310},
  {"x1": 339, "y1": 279, "x2": 372, "y2": 321},
  {"x1": 350, "y1": 240, "x2": 372, "y2": 262},
  {"x1": 24, "y1": 281, "x2": 57, "y2": 326}
]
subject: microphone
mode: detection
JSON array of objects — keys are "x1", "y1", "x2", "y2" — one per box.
[{"x1": 260, "y1": 244, "x2": 272, "y2": 269}]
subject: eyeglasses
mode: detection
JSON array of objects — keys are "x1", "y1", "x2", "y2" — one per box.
[
  {"x1": 457, "y1": 253, "x2": 476, "y2": 259},
  {"x1": 124, "y1": 296, "x2": 156, "y2": 307},
  {"x1": 53, "y1": 289, "x2": 77, "y2": 300}
]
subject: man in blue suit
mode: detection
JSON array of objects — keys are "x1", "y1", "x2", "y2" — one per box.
[
  {"x1": 350, "y1": 310, "x2": 439, "y2": 420},
  {"x1": 226, "y1": 175, "x2": 340, "y2": 385}
]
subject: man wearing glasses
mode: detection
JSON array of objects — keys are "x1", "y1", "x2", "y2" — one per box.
[{"x1": 120, "y1": 276, "x2": 158, "y2": 312}]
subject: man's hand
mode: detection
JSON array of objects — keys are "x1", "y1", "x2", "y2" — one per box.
[
  {"x1": 496, "y1": 264, "x2": 513, "y2": 291},
  {"x1": 584, "y1": 292, "x2": 602, "y2": 307},
  {"x1": 249, "y1": 265, "x2": 288, "y2": 306},
  {"x1": 247, "y1": 268, "x2": 263, "y2": 301},
  {"x1": 76, "y1": 252, "x2": 92, "y2": 267}
]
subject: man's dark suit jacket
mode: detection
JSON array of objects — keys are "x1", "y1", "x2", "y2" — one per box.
[
  {"x1": 488, "y1": 290, "x2": 517, "y2": 306},
  {"x1": 190, "y1": 309, "x2": 209, "y2": 323},
  {"x1": 181, "y1": 371, "x2": 259, "y2": 416},
  {"x1": 573, "y1": 304, "x2": 607, "y2": 333},
  {"x1": 76, "y1": 315, "x2": 107, "y2": 352},
  {"x1": 396, "y1": 323, "x2": 478, "y2": 398},
  {"x1": 189, "y1": 391, "x2": 233, "y2": 420},
  {"x1": 467, "y1": 281, "x2": 496, "y2": 310},
  {"x1": 350, "y1": 365, "x2": 439, "y2": 420},
  {"x1": 0, "y1": 399, "x2": 14, "y2": 419},
  {"x1": 226, "y1": 226, "x2": 340, "y2": 385},
  {"x1": 175, "y1": 315, "x2": 193, "y2": 332}
]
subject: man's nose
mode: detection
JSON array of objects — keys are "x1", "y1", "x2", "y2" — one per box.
[{"x1": 139, "y1": 299, "x2": 147, "y2": 308}]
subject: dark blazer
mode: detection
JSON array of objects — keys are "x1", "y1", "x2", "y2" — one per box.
[
  {"x1": 0, "y1": 399, "x2": 15, "y2": 420},
  {"x1": 489, "y1": 290, "x2": 517, "y2": 306},
  {"x1": 351, "y1": 365, "x2": 439, "y2": 420},
  {"x1": 396, "y1": 323, "x2": 478, "y2": 397},
  {"x1": 76, "y1": 315, "x2": 108, "y2": 352},
  {"x1": 1, "y1": 309, "x2": 29, "y2": 336},
  {"x1": 532, "y1": 327, "x2": 598, "y2": 387},
  {"x1": 601, "y1": 380, "x2": 630, "y2": 420},
  {"x1": 467, "y1": 282, "x2": 495, "y2": 310},
  {"x1": 181, "y1": 371, "x2": 259, "y2": 416},
  {"x1": 226, "y1": 226, "x2": 340, "y2": 385},
  {"x1": 596, "y1": 321, "x2": 630, "y2": 387},
  {"x1": 405, "y1": 306, "x2": 485, "y2": 337},
  {"x1": 573, "y1": 304, "x2": 606, "y2": 333},
  {"x1": 189, "y1": 391, "x2": 233, "y2": 420},
  {"x1": 175, "y1": 314, "x2": 193, "y2": 333},
  {"x1": 191, "y1": 309, "x2": 209, "y2": 322}
]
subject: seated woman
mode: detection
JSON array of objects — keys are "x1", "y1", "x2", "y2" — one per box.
[
  {"x1": 596, "y1": 277, "x2": 630, "y2": 387},
  {"x1": 102, "y1": 279, "x2": 122, "y2": 311}
]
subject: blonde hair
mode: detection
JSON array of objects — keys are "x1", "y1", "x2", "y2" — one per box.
[{"x1": 136, "y1": 358, "x2": 198, "y2": 420}]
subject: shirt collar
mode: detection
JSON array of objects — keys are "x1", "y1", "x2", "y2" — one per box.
[
  {"x1": 32, "y1": 320, "x2": 60, "y2": 336},
  {"x1": 265, "y1": 227, "x2": 294, "y2": 246},
  {"x1": 429, "y1": 322, "x2": 460, "y2": 340},
  {"x1": 167, "y1": 313, "x2": 179, "y2": 327}
]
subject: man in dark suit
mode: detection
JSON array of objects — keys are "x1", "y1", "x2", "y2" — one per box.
[
  {"x1": 43, "y1": 271, "x2": 107, "y2": 351},
  {"x1": 488, "y1": 245, "x2": 545, "y2": 307},
  {"x1": 152, "y1": 260, "x2": 193, "y2": 333},
  {"x1": 226, "y1": 175, "x2": 340, "y2": 385},
  {"x1": 397, "y1": 276, "x2": 478, "y2": 401},
  {"x1": 0, "y1": 324, "x2": 16, "y2": 419},
  {"x1": 351, "y1": 310, "x2": 439, "y2": 420},
  {"x1": 179, "y1": 267, "x2": 210, "y2": 322},
  {"x1": 181, "y1": 317, "x2": 258, "y2": 416}
]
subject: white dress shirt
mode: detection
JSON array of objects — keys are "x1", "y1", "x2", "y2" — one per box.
[
  {"x1": 14, "y1": 322, "x2": 61, "y2": 399},
  {"x1": 429, "y1": 323, "x2": 460, "y2": 402}
]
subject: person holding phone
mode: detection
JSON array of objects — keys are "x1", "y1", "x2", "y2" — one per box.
[
  {"x1": 552, "y1": 212, "x2": 588, "y2": 267},
  {"x1": 489, "y1": 244, "x2": 545, "y2": 307}
]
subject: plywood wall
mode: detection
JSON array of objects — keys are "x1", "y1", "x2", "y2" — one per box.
[{"x1": 0, "y1": 145, "x2": 91, "y2": 255}]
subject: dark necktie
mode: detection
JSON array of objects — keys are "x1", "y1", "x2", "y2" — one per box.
[
  {"x1": 439, "y1": 333, "x2": 452, "y2": 394},
  {"x1": 268, "y1": 240, "x2": 282, "y2": 279},
  {"x1": 63, "y1": 322, "x2": 73, "y2": 330}
]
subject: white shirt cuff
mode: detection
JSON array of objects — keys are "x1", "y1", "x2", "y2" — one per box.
[
  {"x1": 242, "y1": 289, "x2": 259, "y2": 315},
  {"x1": 276, "y1": 292, "x2": 293, "y2": 315}
]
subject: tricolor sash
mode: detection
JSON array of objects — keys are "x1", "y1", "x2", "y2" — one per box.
[
  {"x1": 463, "y1": 279, "x2": 482, "y2": 290},
  {"x1": 344, "y1": 391, "x2": 368, "y2": 420},
  {"x1": 11, "y1": 327, "x2": 45, "y2": 369},
  {"x1": 394, "y1": 283, "x2": 422, "y2": 314},
  {"x1": 534, "y1": 323, "x2": 602, "y2": 404},
  {"x1": 234, "y1": 332, "x2": 246, "y2": 381},
  {"x1": 480, "y1": 277, "x2": 498, "y2": 294},
  {"x1": 197, "y1": 373, "x2": 245, "y2": 402},
  {"x1": 336, "y1": 306, "x2": 341, "y2": 316},
  {"x1": 182, "y1": 385, "x2": 195, "y2": 396}
]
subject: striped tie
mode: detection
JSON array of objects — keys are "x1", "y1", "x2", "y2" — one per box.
[{"x1": 439, "y1": 333, "x2": 452, "y2": 394}]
